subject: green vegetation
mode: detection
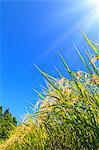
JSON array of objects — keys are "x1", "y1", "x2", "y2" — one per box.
[
  {"x1": 0, "y1": 33, "x2": 99, "y2": 150},
  {"x1": 0, "y1": 106, "x2": 17, "y2": 141}
]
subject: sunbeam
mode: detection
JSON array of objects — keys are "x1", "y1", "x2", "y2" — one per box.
[
  {"x1": 91, "y1": 0, "x2": 99, "y2": 11},
  {"x1": 34, "y1": 9, "x2": 97, "y2": 64},
  {"x1": 87, "y1": 0, "x2": 99, "y2": 18}
]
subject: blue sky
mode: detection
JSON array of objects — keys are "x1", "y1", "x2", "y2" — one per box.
[{"x1": 1, "y1": 0, "x2": 99, "y2": 120}]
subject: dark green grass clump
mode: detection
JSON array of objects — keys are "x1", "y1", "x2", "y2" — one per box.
[{"x1": 0, "y1": 33, "x2": 99, "y2": 150}]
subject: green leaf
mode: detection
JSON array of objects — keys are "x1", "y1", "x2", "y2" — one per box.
[
  {"x1": 73, "y1": 43, "x2": 93, "y2": 74},
  {"x1": 82, "y1": 32, "x2": 98, "y2": 54},
  {"x1": 58, "y1": 51, "x2": 71, "y2": 73},
  {"x1": 35, "y1": 65, "x2": 60, "y2": 91},
  {"x1": 54, "y1": 66, "x2": 63, "y2": 78},
  {"x1": 33, "y1": 89, "x2": 45, "y2": 99}
]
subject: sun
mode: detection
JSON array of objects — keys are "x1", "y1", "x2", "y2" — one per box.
[
  {"x1": 94, "y1": 0, "x2": 99, "y2": 8},
  {"x1": 94, "y1": 0, "x2": 99, "y2": 16},
  {"x1": 90, "y1": 0, "x2": 99, "y2": 16}
]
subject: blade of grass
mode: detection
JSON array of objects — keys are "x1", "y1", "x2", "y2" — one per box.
[
  {"x1": 54, "y1": 66, "x2": 63, "y2": 78},
  {"x1": 82, "y1": 32, "x2": 98, "y2": 54},
  {"x1": 35, "y1": 65, "x2": 61, "y2": 92},
  {"x1": 86, "y1": 52, "x2": 98, "y2": 75},
  {"x1": 73, "y1": 43, "x2": 93, "y2": 74},
  {"x1": 33, "y1": 89, "x2": 45, "y2": 99},
  {"x1": 58, "y1": 51, "x2": 84, "y2": 96},
  {"x1": 58, "y1": 51, "x2": 71, "y2": 73}
]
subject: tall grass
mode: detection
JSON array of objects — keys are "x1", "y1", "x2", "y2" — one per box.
[{"x1": 0, "y1": 33, "x2": 99, "y2": 150}]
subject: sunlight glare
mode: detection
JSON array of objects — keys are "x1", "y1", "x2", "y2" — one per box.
[{"x1": 91, "y1": 0, "x2": 99, "y2": 16}]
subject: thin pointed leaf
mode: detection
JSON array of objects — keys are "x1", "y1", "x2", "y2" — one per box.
[
  {"x1": 35, "y1": 65, "x2": 60, "y2": 91},
  {"x1": 82, "y1": 32, "x2": 98, "y2": 54},
  {"x1": 33, "y1": 89, "x2": 45, "y2": 99},
  {"x1": 54, "y1": 66, "x2": 63, "y2": 78},
  {"x1": 86, "y1": 52, "x2": 98, "y2": 75},
  {"x1": 73, "y1": 43, "x2": 93, "y2": 74},
  {"x1": 58, "y1": 51, "x2": 71, "y2": 73},
  {"x1": 40, "y1": 84, "x2": 48, "y2": 94}
]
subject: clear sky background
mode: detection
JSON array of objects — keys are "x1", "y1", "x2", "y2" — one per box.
[{"x1": 1, "y1": 0, "x2": 99, "y2": 120}]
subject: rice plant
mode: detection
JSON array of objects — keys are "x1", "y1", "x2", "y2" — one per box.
[{"x1": 0, "y1": 33, "x2": 99, "y2": 150}]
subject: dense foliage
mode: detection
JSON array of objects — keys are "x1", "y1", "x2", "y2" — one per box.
[
  {"x1": 0, "y1": 33, "x2": 99, "y2": 150},
  {"x1": 0, "y1": 106, "x2": 17, "y2": 141}
]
